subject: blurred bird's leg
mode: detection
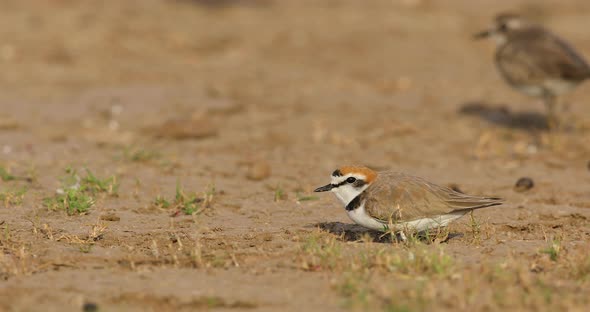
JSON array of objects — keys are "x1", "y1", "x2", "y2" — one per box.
[{"x1": 543, "y1": 93, "x2": 559, "y2": 130}]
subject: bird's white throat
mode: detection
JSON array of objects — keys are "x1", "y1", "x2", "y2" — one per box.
[
  {"x1": 331, "y1": 184, "x2": 368, "y2": 207},
  {"x1": 492, "y1": 33, "x2": 508, "y2": 46}
]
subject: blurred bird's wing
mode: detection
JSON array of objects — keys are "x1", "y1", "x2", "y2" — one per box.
[{"x1": 496, "y1": 27, "x2": 590, "y2": 85}]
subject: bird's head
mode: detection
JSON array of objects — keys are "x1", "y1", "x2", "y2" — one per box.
[
  {"x1": 474, "y1": 13, "x2": 527, "y2": 45},
  {"x1": 314, "y1": 166, "x2": 377, "y2": 205}
]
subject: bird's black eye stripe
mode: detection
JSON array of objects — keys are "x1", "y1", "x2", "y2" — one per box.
[
  {"x1": 333, "y1": 180, "x2": 347, "y2": 187},
  {"x1": 332, "y1": 177, "x2": 365, "y2": 188},
  {"x1": 353, "y1": 179, "x2": 366, "y2": 187}
]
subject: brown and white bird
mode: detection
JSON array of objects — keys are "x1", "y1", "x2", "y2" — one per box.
[
  {"x1": 475, "y1": 13, "x2": 590, "y2": 128},
  {"x1": 314, "y1": 166, "x2": 503, "y2": 234}
]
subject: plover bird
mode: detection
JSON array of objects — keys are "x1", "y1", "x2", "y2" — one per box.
[
  {"x1": 474, "y1": 13, "x2": 590, "y2": 129},
  {"x1": 314, "y1": 166, "x2": 503, "y2": 235}
]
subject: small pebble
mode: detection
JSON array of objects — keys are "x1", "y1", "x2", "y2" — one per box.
[{"x1": 514, "y1": 177, "x2": 534, "y2": 192}]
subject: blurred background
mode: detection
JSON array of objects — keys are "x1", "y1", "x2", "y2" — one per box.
[
  {"x1": 2, "y1": 1, "x2": 590, "y2": 154},
  {"x1": 2, "y1": 0, "x2": 589, "y2": 127}
]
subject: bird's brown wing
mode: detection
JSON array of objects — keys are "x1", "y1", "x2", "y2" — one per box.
[
  {"x1": 363, "y1": 172, "x2": 503, "y2": 223},
  {"x1": 496, "y1": 27, "x2": 590, "y2": 85}
]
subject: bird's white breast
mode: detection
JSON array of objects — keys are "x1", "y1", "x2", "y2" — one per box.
[{"x1": 346, "y1": 203, "x2": 388, "y2": 231}]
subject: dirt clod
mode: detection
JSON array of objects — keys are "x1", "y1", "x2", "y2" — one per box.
[
  {"x1": 514, "y1": 177, "x2": 534, "y2": 192},
  {"x1": 100, "y1": 213, "x2": 121, "y2": 222},
  {"x1": 0, "y1": 115, "x2": 20, "y2": 130},
  {"x1": 153, "y1": 117, "x2": 217, "y2": 140},
  {"x1": 246, "y1": 161, "x2": 271, "y2": 181}
]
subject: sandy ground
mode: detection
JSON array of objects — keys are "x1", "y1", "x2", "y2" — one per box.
[{"x1": 1, "y1": 0, "x2": 590, "y2": 311}]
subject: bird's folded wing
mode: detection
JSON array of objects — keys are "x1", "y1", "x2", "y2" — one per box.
[{"x1": 363, "y1": 173, "x2": 502, "y2": 223}]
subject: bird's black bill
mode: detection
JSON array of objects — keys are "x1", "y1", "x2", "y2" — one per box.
[
  {"x1": 473, "y1": 30, "x2": 491, "y2": 39},
  {"x1": 314, "y1": 184, "x2": 334, "y2": 192}
]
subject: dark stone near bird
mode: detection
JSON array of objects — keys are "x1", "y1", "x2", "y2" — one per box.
[
  {"x1": 82, "y1": 302, "x2": 98, "y2": 312},
  {"x1": 514, "y1": 177, "x2": 534, "y2": 192}
]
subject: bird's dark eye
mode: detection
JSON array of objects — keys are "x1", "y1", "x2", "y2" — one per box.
[
  {"x1": 499, "y1": 23, "x2": 508, "y2": 31},
  {"x1": 346, "y1": 177, "x2": 356, "y2": 183}
]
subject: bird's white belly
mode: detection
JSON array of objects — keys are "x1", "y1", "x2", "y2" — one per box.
[
  {"x1": 399, "y1": 212, "x2": 466, "y2": 232},
  {"x1": 347, "y1": 204, "x2": 467, "y2": 233},
  {"x1": 513, "y1": 84, "x2": 544, "y2": 97},
  {"x1": 543, "y1": 79, "x2": 577, "y2": 95},
  {"x1": 512, "y1": 80, "x2": 577, "y2": 97}
]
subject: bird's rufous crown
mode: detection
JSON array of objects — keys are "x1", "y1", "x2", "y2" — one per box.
[{"x1": 332, "y1": 166, "x2": 377, "y2": 184}]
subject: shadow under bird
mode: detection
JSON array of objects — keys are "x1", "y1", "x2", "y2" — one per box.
[
  {"x1": 474, "y1": 13, "x2": 590, "y2": 129},
  {"x1": 314, "y1": 166, "x2": 503, "y2": 237}
]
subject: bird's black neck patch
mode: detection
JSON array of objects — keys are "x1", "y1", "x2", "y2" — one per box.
[{"x1": 346, "y1": 194, "x2": 363, "y2": 211}]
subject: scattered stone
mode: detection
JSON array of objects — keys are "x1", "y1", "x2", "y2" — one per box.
[
  {"x1": 100, "y1": 213, "x2": 120, "y2": 222},
  {"x1": 514, "y1": 177, "x2": 534, "y2": 192},
  {"x1": 246, "y1": 161, "x2": 271, "y2": 181}
]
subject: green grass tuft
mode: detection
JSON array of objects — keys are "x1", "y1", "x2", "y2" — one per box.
[
  {"x1": 125, "y1": 148, "x2": 161, "y2": 162},
  {"x1": 154, "y1": 195, "x2": 171, "y2": 209},
  {"x1": 43, "y1": 167, "x2": 117, "y2": 215},
  {"x1": 296, "y1": 192, "x2": 319, "y2": 202},
  {"x1": 273, "y1": 185, "x2": 285, "y2": 202},
  {"x1": 43, "y1": 188, "x2": 94, "y2": 215},
  {"x1": 0, "y1": 166, "x2": 15, "y2": 181},
  {"x1": 540, "y1": 239, "x2": 561, "y2": 262},
  {"x1": 154, "y1": 182, "x2": 215, "y2": 215},
  {"x1": 82, "y1": 168, "x2": 119, "y2": 196}
]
